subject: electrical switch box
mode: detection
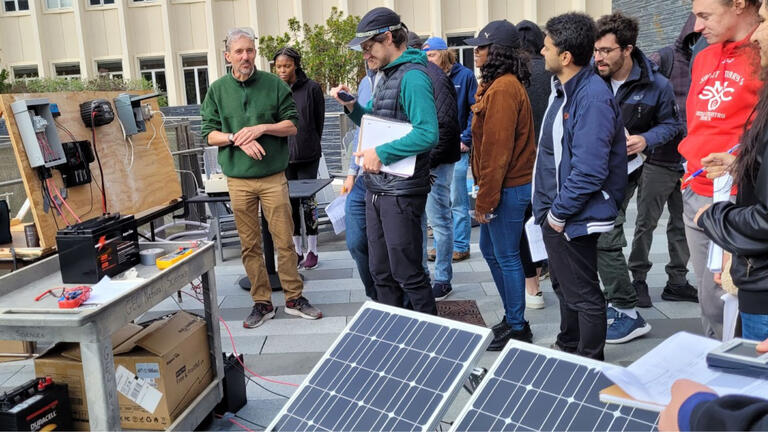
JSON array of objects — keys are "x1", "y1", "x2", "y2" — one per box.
[{"x1": 10, "y1": 99, "x2": 66, "y2": 168}]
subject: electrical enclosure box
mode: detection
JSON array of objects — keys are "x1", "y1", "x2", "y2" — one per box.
[
  {"x1": 114, "y1": 92, "x2": 162, "y2": 136},
  {"x1": 10, "y1": 98, "x2": 66, "y2": 168}
]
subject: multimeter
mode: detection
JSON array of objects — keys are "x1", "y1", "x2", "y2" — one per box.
[{"x1": 706, "y1": 338, "x2": 768, "y2": 378}]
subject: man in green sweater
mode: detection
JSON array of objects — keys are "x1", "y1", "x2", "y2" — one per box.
[
  {"x1": 201, "y1": 27, "x2": 322, "y2": 328},
  {"x1": 331, "y1": 8, "x2": 439, "y2": 314}
]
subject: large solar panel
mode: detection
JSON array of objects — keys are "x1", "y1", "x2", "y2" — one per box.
[
  {"x1": 451, "y1": 341, "x2": 660, "y2": 432},
  {"x1": 268, "y1": 301, "x2": 493, "y2": 431}
]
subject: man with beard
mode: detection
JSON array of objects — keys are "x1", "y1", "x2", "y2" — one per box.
[{"x1": 593, "y1": 13, "x2": 684, "y2": 344}]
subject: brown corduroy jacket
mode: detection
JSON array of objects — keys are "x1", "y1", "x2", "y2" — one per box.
[{"x1": 470, "y1": 73, "x2": 537, "y2": 215}]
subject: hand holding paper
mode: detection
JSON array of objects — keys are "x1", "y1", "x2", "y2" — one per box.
[{"x1": 354, "y1": 148, "x2": 383, "y2": 173}]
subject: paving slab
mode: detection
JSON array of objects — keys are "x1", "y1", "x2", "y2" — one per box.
[{"x1": 261, "y1": 333, "x2": 338, "y2": 354}]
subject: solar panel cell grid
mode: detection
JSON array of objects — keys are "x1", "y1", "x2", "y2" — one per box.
[
  {"x1": 269, "y1": 302, "x2": 492, "y2": 432},
  {"x1": 452, "y1": 345, "x2": 659, "y2": 432}
]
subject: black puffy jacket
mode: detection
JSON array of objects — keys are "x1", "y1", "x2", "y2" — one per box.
[
  {"x1": 287, "y1": 70, "x2": 325, "y2": 163},
  {"x1": 423, "y1": 61, "x2": 460, "y2": 168},
  {"x1": 698, "y1": 136, "x2": 768, "y2": 315}
]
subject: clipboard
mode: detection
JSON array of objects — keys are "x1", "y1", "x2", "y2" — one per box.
[{"x1": 357, "y1": 114, "x2": 416, "y2": 177}]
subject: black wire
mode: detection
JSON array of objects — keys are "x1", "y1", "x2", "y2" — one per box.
[
  {"x1": 233, "y1": 413, "x2": 267, "y2": 430},
  {"x1": 238, "y1": 365, "x2": 292, "y2": 399},
  {"x1": 90, "y1": 110, "x2": 107, "y2": 214},
  {"x1": 41, "y1": 177, "x2": 60, "y2": 230}
]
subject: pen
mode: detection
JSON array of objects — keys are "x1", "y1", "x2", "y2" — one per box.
[{"x1": 681, "y1": 144, "x2": 740, "y2": 188}]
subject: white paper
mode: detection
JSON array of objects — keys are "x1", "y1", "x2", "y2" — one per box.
[
  {"x1": 325, "y1": 194, "x2": 347, "y2": 235},
  {"x1": 83, "y1": 275, "x2": 143, "y2": 305},
  {"x1": 627, "y1": 153, "x2": 646, "y2": 174},
  {"x1": 603, "y1": 332, "x2": 768, "y2": 406},
  {"x1": 524, "y1": 217, "x2": 547, "y2": 262},
  {"x1": 708, "y1": 175, "x2": 734, "y2": 272},
  {"x1": 357, "y1": 115, "x2": 415, "y2": 177},
  {"x1": 721, "y1": 293, "x2": 739, "y2": 342},
  {"x1": 115, "y1": 364, "x2": 163, "y2": 413}
]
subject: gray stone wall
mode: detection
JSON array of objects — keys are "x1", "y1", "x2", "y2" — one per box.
[{"x1": 612, "y1": 0, "x2": 693, "y2": 55}]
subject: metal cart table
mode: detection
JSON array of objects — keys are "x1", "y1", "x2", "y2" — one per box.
[{"x1": 0, "y1": 242, "x2": 223, "y2": 431}]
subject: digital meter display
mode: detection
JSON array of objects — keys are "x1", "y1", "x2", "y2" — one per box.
[{"x1": 725, "y1": 342, "x2": 764, "y2": 358}]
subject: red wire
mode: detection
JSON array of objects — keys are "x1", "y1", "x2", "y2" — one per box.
[
  {"x1": 228, "y1": 417, "x2": 256, "y2": 432},
  {"x1": 47, "y1": 178, "x2": 82, "y2": 224},
  {"x1": 46, "y1": 180, "x2": 71, "y2": 226},
  {"x1": 178, "y1": 290, "x2": 299, "y2": 388}
]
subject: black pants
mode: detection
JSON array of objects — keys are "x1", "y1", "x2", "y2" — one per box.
[
  {"x1": 519, "y1": 203, "x2": 539, "y2": 279},
  {"x1": 286, "y1": 160, "x2": 320, "y2": 236},
  {"x1": 366, "y1": 192, "x2": 436, "y2": 315},
  {"x1": 542, "y1": 224, "x2": 606, "y2": 360}
]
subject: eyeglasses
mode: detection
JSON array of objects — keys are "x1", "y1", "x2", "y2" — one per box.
[{"x1": 593, "y1": 46, "x2": 622, "y2": 56}]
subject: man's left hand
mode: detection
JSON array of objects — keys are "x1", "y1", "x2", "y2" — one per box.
[
  {"x1": 353, "y1": 148, "x2": 383, "y2": 173},
  {"x1": 548, "y1": 220, "x2": 563, "y2": 233},
  {"x1": 233, "y1": 125, "x2": 267, "y2": 147},
  {"x1": 694, "y1": 204, "x2": 711, "y2": 225},
  {"x1": 626, "y1": 135, "x2": 647, "y2": 155},
  {"x1": 659, "y1": 379, "x2": 716, "y2": 431}
]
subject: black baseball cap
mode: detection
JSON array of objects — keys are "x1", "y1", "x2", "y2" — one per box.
[
  {"x1": 464, "y1": 20, "x2": 521, "y2": 49},
  {"x1": 348, "y1": 7, "x2": 403, "y2": 49}
]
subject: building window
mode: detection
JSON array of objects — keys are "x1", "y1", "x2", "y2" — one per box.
[
  {"x1": 96, "y1": 60, "x2": 123, "y2": 79},
  {"x1": 89, "y1": 0, "x2": 115, "y2": 5},
  {"x1": 132, "y1": 0, "x2": 157, "y2": 2},
  {"x1": 45, "y1": 0, "x2": 72, "y2": 9},
  {"x1": 4, "y1": 0, "x2": 29, "y2": 12},
  {"x1": 12, "y1": 65, "x2": 38, "y2": 80},
  {"x1": 182, "y1": 55, "x2": 209, "y2": 105},
  {"x1": 447, "y1": 35, "x2": 474, "y2": 71},
  {"x1": 54, "y1": 63, "x2": 81, "y2": 79},
  {"x1": 139, "y1": 57, "x2": 167, "y2": 93}
]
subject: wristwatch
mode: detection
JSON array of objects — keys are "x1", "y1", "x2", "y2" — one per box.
[{"x1": 227, "y1": 133, "x2": 235, "y2": 145}]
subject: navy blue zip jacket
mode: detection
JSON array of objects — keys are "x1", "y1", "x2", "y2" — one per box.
[
  {"x1": 449, "y1": 62, "x2": 478, "y2": 146},
  {"x1": 601, "y1": 48, "x2": 683, "y2": 171},
  {"x1": 533, "y1": 66, "x2": 628, "y2": 239}
]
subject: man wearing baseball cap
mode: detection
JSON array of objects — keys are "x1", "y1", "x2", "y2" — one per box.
[{"x1": 332, "y1": 7, "x2": 439, "y2": 315}]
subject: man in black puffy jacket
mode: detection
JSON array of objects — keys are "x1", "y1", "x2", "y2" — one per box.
[{"x1": 408, "y1": 32, "x2": 462, "y2": 302}]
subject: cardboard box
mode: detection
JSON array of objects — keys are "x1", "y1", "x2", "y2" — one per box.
[
  {"x1": 34, "y1": 312, "x2": 212, "y2": 430},
  {"x1": 0, "y1": 340, "x2": 35, "y2": 363}
]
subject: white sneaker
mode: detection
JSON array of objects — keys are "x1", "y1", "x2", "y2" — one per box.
[{"x1": 526, "y1": 291, "x2": 545, "y2": 309}]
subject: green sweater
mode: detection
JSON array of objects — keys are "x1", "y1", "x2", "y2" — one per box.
[
  {"x1": 201, "y1": 70, "x2": 299, "y2": 179},
  {"x1": 347, "y1": 48, "x2": 438, "y2": 165}
]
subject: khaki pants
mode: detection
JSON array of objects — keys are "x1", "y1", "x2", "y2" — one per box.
[{"x1": 228, "y1": 173, "x2": 303, "y2": 303}]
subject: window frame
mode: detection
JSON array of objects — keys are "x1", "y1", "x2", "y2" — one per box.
[
  {"x1": 138, "y1": 57, "x2": 167, "y2": 93},
  {"x1": 53, "y1": 62, "x2": 81, "y2": 79},
  {"x1": 88, "y1": 0, "x2": 116, "y2": 7},
  {"x1": 446, "y1": 33, "x2": 476, "y2": 73},
  {"x1": 95, "y1": 59, "x2": 124, "y2": 79},
  {"x1": 44, "y1": 0, "x2": 72, "y2": 11},
  {"x1": 3, "y1": 0, "x2": 30, "y2": 13},
  {"x1": 181, "y1": 54, "x2": 209, "y2": 105},
  {"x1": 11, "y1": 64, "x2": 39, "y2": 81}
]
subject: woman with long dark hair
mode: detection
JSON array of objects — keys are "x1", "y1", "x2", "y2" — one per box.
[
  {"x1": 464, "y1": 20, "x2": 537, "y2": 350},
  {"x1": 273, "y1": 47, "x2": 325, "y2": 269},
  {"x1": 695, "y1": 1, "x2": 768, "y2": 342}
]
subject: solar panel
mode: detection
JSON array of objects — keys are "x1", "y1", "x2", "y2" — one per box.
[
  {"x1": 267, "y1": 301, "x2": 493, "y2": 432},
  {"x1": 451, "y1": 341, "x2": 660, "y2": 432}
]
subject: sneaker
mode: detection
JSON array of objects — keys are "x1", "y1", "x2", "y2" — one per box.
[
  {"x1": 452, "y1": 251, "x2": 470, "y2": 262},
  {"x1": 526, "y1": 291, "x2": 545, "y2": 309},
  {"x1": 432, "y1": 282, "x2": 452, "y2": 301},
  {"x1": 606, "y1": 311, "x2": 651, "y2": 344},
  {"x1": 427, "y1": 248, "x2": 437, "y2": 262},
  {"x1": 634, "y1": 280, "x2": 653, "y2": 308},
  {"x1": 296, "y1": 253, "x2": 304, "y2": 268},
  {"x1": 491, "y1": 318, "x2": 509, "y2": 336},
  {"x1": 243, "y1": 303, "x2": 275, "y2": 328},
  {"x1": 661, "y1": 281, "x2": 698, "y2": 303},
  {"x1": 301, "y1": 252, "x2": 318, "y2": 270},
  {"x1": 606, "y1": 305, "x2": 619, "y2": 325},
  {"x1": 284, "y1": 296, "x2": 323, "y2": 320},
  {"x1": 487, "y1": 321, "x2": 533, "y2": 351}
]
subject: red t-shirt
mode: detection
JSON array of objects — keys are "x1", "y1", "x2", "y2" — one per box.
[{"x1": 678, "y1": 32, "x2": 762, "y2": 197}]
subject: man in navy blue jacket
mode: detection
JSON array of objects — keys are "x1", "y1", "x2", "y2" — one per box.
[
  {"x1": 533, "y1": 12, "x2": 627, "y2": 360},
  {"x1": 593, "y1": 12, "x2": 686, "y2": 345}
]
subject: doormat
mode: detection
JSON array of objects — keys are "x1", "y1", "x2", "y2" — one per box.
[{"x1": 437, "y1": 300, "x2": 487, "y2": 328}]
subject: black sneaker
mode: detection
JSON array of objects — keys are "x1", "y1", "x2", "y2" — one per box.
[
  {"x1": 661, "y1": 281, "x2": 698, "y2": 303},
  {"x1": 633, "y1": 280, "x2": 653, "y2": 308},
  {"x1": 491, "y1": 318, "x2": 509, "y2": 336},
  {"x1": 432, "y1": 282, "x2": 452, "y2": 301},
  {"x1": 487, "y1": 321, "x2": 533, "y2": 351},
  {"x1": 243, "y1": 302, "x2": 275, "y2": 328}
]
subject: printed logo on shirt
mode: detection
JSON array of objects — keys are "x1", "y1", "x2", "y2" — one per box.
[{"x1": 699, "y1": 81, "x2": 735, "y2": 111}]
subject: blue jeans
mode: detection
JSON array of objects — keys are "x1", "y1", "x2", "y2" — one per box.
[
  {"x1": 345, "y1": 177, "x2": 376, "y2": 299},
  {"x1": 741, "y1": 312, "x2": 768, "y2": 341},
  {"x1": 421, "y1": 163, "x2": 454, "y2": 284},
  {"x1": 479, "y1": 184, "x2": 531, "y2": 329},
  {"x1": 451, "y1": 153, "x2": 471, "y2": 253}
]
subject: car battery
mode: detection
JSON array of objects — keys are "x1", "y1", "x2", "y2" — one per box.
[
  {"x1": 0, "y1": 377, "x2": 73, "y2": 431},
  {"x1": 56, "y1": 213, "x2": 140, "y2": 283}
]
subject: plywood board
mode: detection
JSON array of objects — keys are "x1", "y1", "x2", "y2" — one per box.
[{"x1": 0, "y1": 91, "x2": 182, "y2": 250}]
